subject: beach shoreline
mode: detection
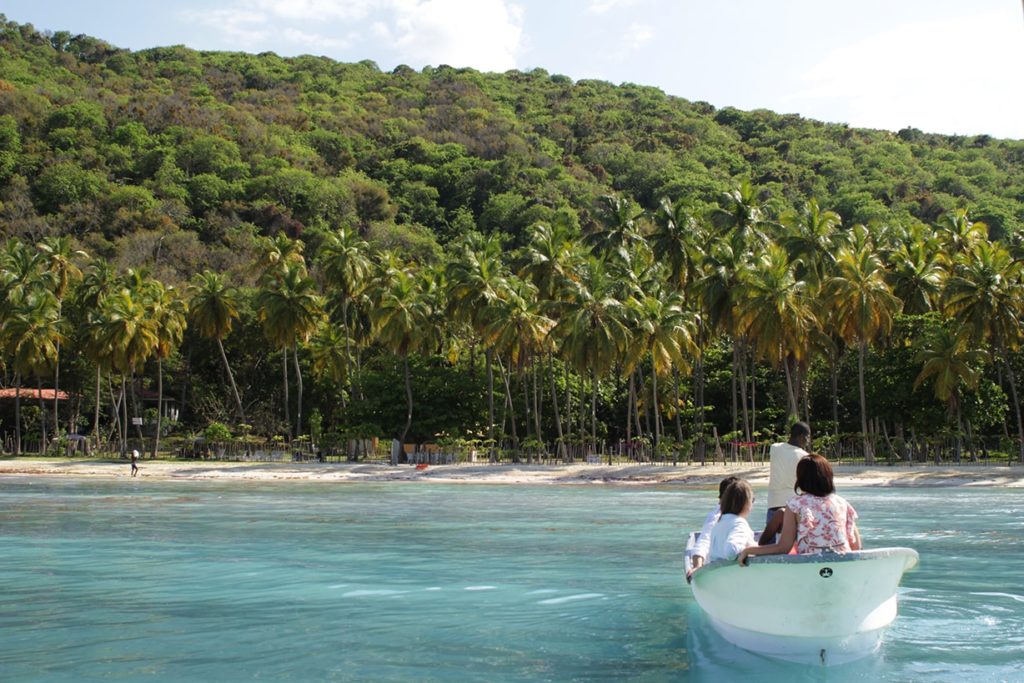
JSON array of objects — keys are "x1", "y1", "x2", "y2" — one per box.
[{"x1": 1, "y1": 458, "x2": 1022, "y2": 488}]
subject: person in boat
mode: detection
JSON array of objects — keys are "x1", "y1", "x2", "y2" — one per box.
[
  {"x1": 708, "y1": 479, "x2": 757, "y2": 562},
  {"x1": 764, "y1": 421, "x2": 810, "y2": 528},
  {"x1": 738, "y1": 453, "x2": 861, "y2": 565},
  {"x1": 687, "y1": 476, "x2": 739, "y2": 582}
]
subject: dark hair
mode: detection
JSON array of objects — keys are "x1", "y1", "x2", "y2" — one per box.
[
  {"x1": 790, "y1": 421, "x2": 811, "y2": 441},
  {"x1": 718, "y1": 476, "x2": 740, "y2": 498},
  {"x1": 720, "y1": 480, "x2": 754, "y2": 515},
  {"x1": 795, "y1": 453, "x2": 835, "y2": 497}
]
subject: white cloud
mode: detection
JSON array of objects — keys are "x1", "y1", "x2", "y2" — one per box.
[
  {"x1": 281, "y1": 27, "x2": 351, "y2": 50},
  {"x1": 624, "y1": 22, "x2": 653, "y2": 50},
  {"x1": 390, "y1": 0, "x2": 524, "y2": 71},
  {"x1": 254, "y1": 0, "x2": 373, "y2": 21},
  {"x1": 181, "y1": 8, "x2": 269, "y2": 47},
  {"x1": 587, "y1": 0, "x2": 640, "y2": 14},
  {"x1": 789, "y1": 7, "x2": 1024, "y2": 137}
]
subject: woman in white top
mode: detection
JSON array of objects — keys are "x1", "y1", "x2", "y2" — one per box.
[{"x1": 708, "y1": 479, "x2": 756, "y2": 562}]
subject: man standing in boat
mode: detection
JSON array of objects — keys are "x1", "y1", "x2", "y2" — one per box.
[{"x1": 765, "y1": 422, "x2": 810, "y2": 527}]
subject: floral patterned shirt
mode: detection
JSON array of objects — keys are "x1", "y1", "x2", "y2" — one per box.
[{"x1": 787, "y1": 493, "x2": 858, "y2": 553}]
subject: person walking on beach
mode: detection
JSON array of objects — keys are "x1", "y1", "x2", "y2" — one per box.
[{"x1": 130, "y1": 449, "x2": 139, "y2": 477}]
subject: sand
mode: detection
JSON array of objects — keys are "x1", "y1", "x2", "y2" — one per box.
[{"x1": 1, "y1": 458, "x2": 1022, "y2": 488}]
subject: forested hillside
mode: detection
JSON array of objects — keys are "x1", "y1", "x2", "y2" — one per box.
[{"x1": 1, "y1": 16, "x2": 1023, "y2": 464}]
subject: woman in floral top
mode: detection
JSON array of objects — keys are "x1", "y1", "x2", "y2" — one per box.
[{"x1": 738, "y1": 453, "x2": 861, "y2": 565}]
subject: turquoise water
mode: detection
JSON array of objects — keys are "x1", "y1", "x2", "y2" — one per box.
[{"x1": 1, "y1": 478, "x2": 1022, "y2": 682}]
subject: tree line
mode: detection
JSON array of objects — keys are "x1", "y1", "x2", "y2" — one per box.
[{"x1": 2, "y1": 188, "x2": 1022, "y2": 464}]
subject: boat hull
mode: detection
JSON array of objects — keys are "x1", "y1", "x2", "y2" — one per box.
[{"x1": 689, "y1": 545, "x2": 918, "y2": 665}]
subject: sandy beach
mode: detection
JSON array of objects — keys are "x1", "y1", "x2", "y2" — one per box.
[{"x1": 1, "y1": 458, "x2": 1022, "y2": 488}]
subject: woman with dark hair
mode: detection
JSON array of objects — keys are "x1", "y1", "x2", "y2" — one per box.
[
  {"x1": 707, "y1": 480, "x2": 756, "y2": 562},
  {"x1": 738, "y1": 454, "x2": 861, "y2": 565}
]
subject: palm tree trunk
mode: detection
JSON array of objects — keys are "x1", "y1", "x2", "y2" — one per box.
[
  {"x1": 94, "y1": 366, "x2": 102, "y2": 454},
  {"x1": 673, "y1": 369, "x2": 683, "y2": 465},
  {"x1": 521, "y1": 369, "x2": 532, "y2": 462},
  {"x1": 152, "y1": 357, "x2": 163, "y2": 459},
  {"x1": 652, "y1": 366, "x2": 661, "y2": 448},
  {"x1": 738, "y1": 343, "x2": 750, "y2": 443},
  {"x1": 293, "y1": 342, "x2": 303, "y2": 438},
  {"x1": 590, "y1": 370, "x2": 598, "y2": 462},
  {"x1": 953, "y1": 395, "x2": 963, "y2": 464},
  {"x1": 398, "y1": 354, "x2": 413, "y2": 450},
  {"x1": 831, "y1": 355, "x2": 840, "y2": 452},
  {"x1": 282, "y1": 347, "x2": 291, "y2": 440},
  {"x1": 486, "y1": 348, "x2": 496, "y2": 461},
  {"x1": 53, "y1": 336, "x2": 61, "y2": 436},
  {"x1": 564, "y1": 363, "x2": 572, "y2": 451},
  {"x1": 532, "y1": 358, "x2": 542, "y2": 447},
  {"x1": 858, "y1": 341, "x2": 873, "y2": 464},
  {"x1": 626, "y1": 371, "x2": 634, "y2": 457},
  {"x1": 783, "y1": 353, "x2": 798, "y2": 419},
  {"x1": 548, "y1": 351, "x2": 566, "y2": 462},
  {"x1": 217, "y1": 338, "x2": 245, "y2": 424},
  {"x1": 121, "y1": 376, "x2": 129, "y2": 458},
  {"x1": 34, "y1": 375, "x2": 48, "y2": 453},
  {"x1": 731, "y1": 342, "x2": 739, "y2": 440},
  {"x1": 341, "y1": 298, "x2": 352, "y2": 411},
  {"x1": 14, "y1": 374, "x2": 21, "y2": 456},
  {"x1": 998, "y1": 347, "x2": 1024, "y2": 463},
  {"x1": 498, "y1": 357, "x2": 519, "y2": 453},
  {"x1": 130, "y1": 370, "x2": 144, "y2": 443}
]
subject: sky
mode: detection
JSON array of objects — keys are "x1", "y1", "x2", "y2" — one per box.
[{"x1": 3, "y1": 0, "x2": 1022, "y2": 139}]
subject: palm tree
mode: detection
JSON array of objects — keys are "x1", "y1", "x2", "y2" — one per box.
[
  {"x1": 710, "y1": 179, "x2": 773, "y2": 252},
  {"x1": 37, "y1": 236, "x2": 87, "y2": 435},
  {"x1": 446, "y1": 234, "x2": 511, "y2": 456},
  {"x1": 255, "y1": 262, "x2": 324, "y2": 439},
  {"x1": 824, "y1": 226, "x2": 901, "y2": 463},
  {"x1": 651, "y1": 197, "x2": 706, "y2": 291},
  {"x1": 78, "y1": 260, "x2": 121, "y2": 451},
  {"x1": 585, "y1": 194, "x2": 648, "y2": 264},
  {"x1": 146, "y1": 282, "x2": 187, "y2": 458},
  {"x1": 188, "y1": 271, "x2": 246, "y2": 423},
  {"x1": 370, "y1": 262, "x2": 436, "y2": 459},
  {"x1": 2, "y1": 289, "x2": 61, "y2": 455},
  {"x1": 735, "y1": 243, "x2": 817, "y2": 419},
  {"x1": 779, "y1": 199, "x2": 842, "y2": 285},
  {"x1": 624, "y1": 284, "x2": 697, "y2": 454},
  {"x1": 89, "y1": 288, "x2": 160, "y2": 456},
  {"x1": 936, "y1": 209, "x2": 987, "y2": 257},
  {"x1": 913, "y1": 326, "x2": 984, "y2": 462},
  {"x1": 944, "y1": 240, "x2": 1024, "y2": 462},
  {"x1": 316, "y1": 226, "x2": 371, "y2": 409},
  {"x1": 887, "y1": 224, "x2": 947, "y2": 315},
  {"x1": 550, "y1": 257, "x2": 631, "y2": 456},
  {"x1": 481, "y1": 276, "x2": 555, "y2": 455}
]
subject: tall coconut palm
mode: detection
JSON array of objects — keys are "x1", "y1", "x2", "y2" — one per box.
[
  {"x1": 146, "y1": 282, "x2": 187, "y2": 458},
  {"x1": 188, "y1": 271, "x2": 246, "y2": 423},
  {"x1": 89, "y1": 288, "x2": 160, "y2": 456},
  {"x1": 944, "y1": 240, "x2": 1024, "y2": 462},
  {"x1": 913, "y1": 326, "x2": 984, "y2": 462},
  {"x1": 936, "y1": 208, "x2": 987, "y2": 257},
  {"x1": 481, "y1": 276, "x2": 555, "y2": 453},
  {"x1": 651, "y1": 197, "x2": 706, "y2": 291},
  {"x1": 779, "y1": 199, "x2": 842, "y2": 285},
  {"x1": 37, "y1": 236, "x2": 87, "y2": 435},
  {"x1": 736, "y1": 243, "x2": 817, "y2": 419},
  {"x1": 255, "y1": 262, "x2": 324, "y2": 439},
  {"x1": 887, "y1": 224, "x2": 947, "y2": 315},
  {"x1": 2, "y1": 289, "x2": 61, "y2": 454},
  {"x1": 550, "y1": 257, "x2": 631, "y2": 454},
  {"x1": 624, "y1": 284, "x2": 697, "y2": 453},
  {"x1": 585, "y1": 194, "x2": 648, "y2": 265},
  {"x1": 316, "y1": 226, "x2": 371, "y2": 408},
  {"x1": 446, "y1": 234, "x2": 511, "y2": 455},
  {"x1": 78, "y1": 260, "x2": 121, "y2": 450},
  {"x1": 710, "y1": 179, "x2": 773, "y2": 252},
  {"x1": 370, "y1": 263, "x2": 436, "y2": 459},
  {"x1": 824, "y1": 226, "x2": 901, "y2": 463}
]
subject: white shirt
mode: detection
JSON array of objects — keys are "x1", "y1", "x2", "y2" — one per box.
[
  {"x1": 767, "y1": 442, "x2": 808, "y2": 509},
  {"x1": 709, "y1": 513, "x2": 756, "y2": 562},
  {"x1": 692, "y1": 505, "x2": 720, "y2": 561}
]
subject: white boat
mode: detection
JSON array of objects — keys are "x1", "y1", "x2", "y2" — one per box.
[{"x1": 685, "y1": 532, "x2": 919, "y2": 665}]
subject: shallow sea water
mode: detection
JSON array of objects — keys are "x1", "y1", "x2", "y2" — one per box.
[{"x1": 0, "y1": 477, "x2": 1021, "y2": 682}]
